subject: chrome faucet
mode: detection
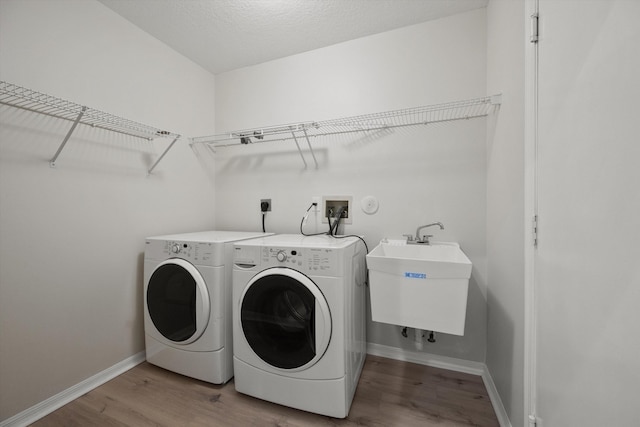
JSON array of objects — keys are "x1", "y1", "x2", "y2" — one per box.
[{"x1": 405, "y1": 222, "x2": 444, "y2": 245}]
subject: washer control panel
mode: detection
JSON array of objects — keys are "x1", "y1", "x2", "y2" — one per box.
[
  {"x1": 263, "y1": 246, "x2": 338, "y2": 275},
  {"x1": 234, "y1": 245, "x2": 339, "y2": 275}
]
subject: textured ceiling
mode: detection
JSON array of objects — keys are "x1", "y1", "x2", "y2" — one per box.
[{"x1": 98, "y1": 0, "x2": 488, "y2": 75}]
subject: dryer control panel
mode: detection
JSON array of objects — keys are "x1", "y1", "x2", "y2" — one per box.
[
  {"x1": 145, "y1": 239, "x2": 216, "y2": 264},
  {"x1": 234, "y1": 245, "x2": 340, "y2": 276}
]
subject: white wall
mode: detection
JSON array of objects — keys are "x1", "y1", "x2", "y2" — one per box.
[
  {"x1": 213, "y1": 9, "x2": 490, "y2": 362},
  {"x1": 485, "y1": 1, "x2": 526, "y2": 425},
  {"x1": 535, "y1": 1, "x2": 640, "y2": 425},
  {"x1": 0, "y1": 0, "x2": 216, "y2": 420}
]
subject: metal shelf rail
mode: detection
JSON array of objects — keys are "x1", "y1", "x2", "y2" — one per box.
[
  {"x1": 0, "y1": 80, "x2": 180, "y2": 174},
  {"x1": 192, "y1": 94, "x2": 501, "y2": 168}
]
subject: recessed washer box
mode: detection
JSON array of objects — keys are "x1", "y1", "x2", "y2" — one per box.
[{"x1": 321, "y1": 196, "x2": 352, "y2": 224}]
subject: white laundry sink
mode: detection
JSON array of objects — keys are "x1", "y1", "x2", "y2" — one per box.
[{"x1": 366, "y1": 240, "x2": 472, "y2": 335}]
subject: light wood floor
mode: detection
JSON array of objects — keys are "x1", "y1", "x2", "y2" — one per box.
[{"x1": 32, "y1": 355, "x2": 499, "y2": 426}]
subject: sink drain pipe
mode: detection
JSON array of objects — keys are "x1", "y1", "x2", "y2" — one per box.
[
  {"x1": 414, "y1": 328, "x2": 424, "y2": 350},
  {"x1": 402, "y1": 327, "x2": 436, "y2": 348}
]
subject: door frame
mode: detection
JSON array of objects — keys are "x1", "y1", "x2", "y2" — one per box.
[{"x1": 523, "y1": 0, "x2": 539, "y2": 425}]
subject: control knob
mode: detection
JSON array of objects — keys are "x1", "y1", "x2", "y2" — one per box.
[
  {"x1": 276, "y1": 250, "x2": 287, "y2": 262},
  {"x1": 171, "y1": 244, "x2": 181, "y2": 254}
]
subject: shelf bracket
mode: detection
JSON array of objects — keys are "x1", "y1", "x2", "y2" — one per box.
[
  {"x1": 50, "y1": 106, "x2": 86, "y2": 168},
  {"x1": 290, "y1": 131, "x2": 308, "y2": 169},
  {"x1": 147, "y1": 135, "x2": 180, "y2": 175},
  {"x1": 302, "y1": 128, "x2": 318, "y2": 169}
]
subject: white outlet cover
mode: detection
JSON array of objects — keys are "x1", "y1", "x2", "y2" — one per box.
[{"x1": 361, "y1": 196, "x2": 379, "y2": 215}]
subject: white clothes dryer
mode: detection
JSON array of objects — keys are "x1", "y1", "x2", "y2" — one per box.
[
  {"x1": 143, "y1": 230, "x2": 272, "y2": 384},
  {"x1": 232, "y1": 234, "x2": 367, "y2": 418}
]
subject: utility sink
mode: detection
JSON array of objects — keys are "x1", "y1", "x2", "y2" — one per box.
[{"x1": 366, "y1": 240, "x2": 472, "y2": 336}]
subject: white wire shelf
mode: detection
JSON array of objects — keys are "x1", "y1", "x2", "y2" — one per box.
[
  {"x1": 0, "y1": 80, "x2": 181, "y2": 174},
  {"x1": 192, "y1": 95, "x2": 501, "y2": 168}
]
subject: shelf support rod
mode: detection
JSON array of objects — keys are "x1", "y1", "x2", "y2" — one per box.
[
  {"x1": 50, "y1": 106, "x2": 86, "y2": 168},
  {"x1": 147, "y1": 135, "x2": 180, "y2": 175},
  {"x1": 290, "y1": 131, "x2": 308, "y2": 169},
  {"x1": 302, "y1": 128, "x2": 318, "y2": 169}
]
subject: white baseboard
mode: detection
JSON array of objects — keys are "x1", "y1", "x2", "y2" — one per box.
[
  {"x1": 0, "y1": 351, "x2": 146, "y2": 427},
  {"x1": 367, "y1": 343, "x2": 512, "y2": 427},
  {"x1": 481, "y1": 367, "x2": 513, "y2": 427},
  {"x1": 366, "y1": 342, "x2": 486, "y2": 375}
]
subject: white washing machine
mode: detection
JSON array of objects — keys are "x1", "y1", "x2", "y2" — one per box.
[
  {"x1": 232, "y1": 234, "x2": 367, "y2": 418},
  {"x1": 143, "y1": 230, "x2": 272, "y2": 384}
]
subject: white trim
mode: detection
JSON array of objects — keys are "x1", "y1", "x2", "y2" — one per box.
[
  {"x1": 0, "y1": 351, "x2": 146, "y2": 427},
  {"x1": 367, "y1": 342, "x2": 484, "y2": 375},
  {"x1": 367, "y1": 343, "x2": 512, "y2": 427},
  {"x1": 524, "y1": 0, "x2": 539, "y2": 426},
  {"x1": 482, "y1": 366, "x2": 514, "y2": 427}
]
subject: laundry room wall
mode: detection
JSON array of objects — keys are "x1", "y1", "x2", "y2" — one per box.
[
  {"x1": 0, "y1": 0, "x2": 216, "y2": 421},
  {"x1": 212, "y1": 9, "x2": 490, "y2": 363},
  {"x1": 485, "y1": 1, "x2": 526, "y2": 425}
]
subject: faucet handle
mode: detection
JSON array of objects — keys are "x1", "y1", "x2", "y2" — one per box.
[
  {"x1": 419, "y1": 234, "x2": 433, "y2": 244},
  {"x1": 403, "y1": 234, "x2": 415, "y2": 242}
]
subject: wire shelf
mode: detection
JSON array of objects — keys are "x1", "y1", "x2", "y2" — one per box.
[
  {"x1": 193, "y1": 95, "x2": 501, "y2": 168},
  {"x1": 0, "y1": 80, "x2": 180, "y2": 173},
  {"x1": 192, "y1": 95, "x2": 500, "y2": 168}
]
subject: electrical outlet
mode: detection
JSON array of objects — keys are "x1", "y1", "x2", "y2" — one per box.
[
  {"x1": 311, "y1": 196, "x2": 320, "y2": 212},
  {"x1": 260, "y1": 199, "x2": 271, "y2": 212},
  {"x1": 321, "y1": 196, "x2": 352, "y2": 224}
]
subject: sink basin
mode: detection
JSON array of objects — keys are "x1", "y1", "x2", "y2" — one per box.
[
  {"x1": 366, "y1": 240, "x2": 472, "y2": 335},
  {"x1": 367, "y1": 240, "x2": 472, "y2": 279}
]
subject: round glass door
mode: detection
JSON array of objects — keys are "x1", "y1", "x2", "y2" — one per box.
[
  {"x1": 240, "y1": 268, "x2": 331, "y2": 370},
  {"x1": 147, "y1": 259, "x2": 210, "y2": 344}
]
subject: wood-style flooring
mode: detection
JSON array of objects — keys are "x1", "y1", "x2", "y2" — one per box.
[{"x1": 32, "y1": 355, "x2": 499, "y2": 426}]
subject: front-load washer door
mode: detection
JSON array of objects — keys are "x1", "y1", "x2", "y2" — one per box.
[
  {"x1": 239, "y1": 267, "x2": 331, "y2": 371},
  {"x1": 146, "y1": 259, "x2": 210, "y2": 345}
]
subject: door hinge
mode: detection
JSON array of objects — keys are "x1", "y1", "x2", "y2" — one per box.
[
  {"x1": 530, "y1": 13, "x2": 539, "y2": 43},
  {"x1": 532, "y1": 215, "x2": 538, "y2": 247}
]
